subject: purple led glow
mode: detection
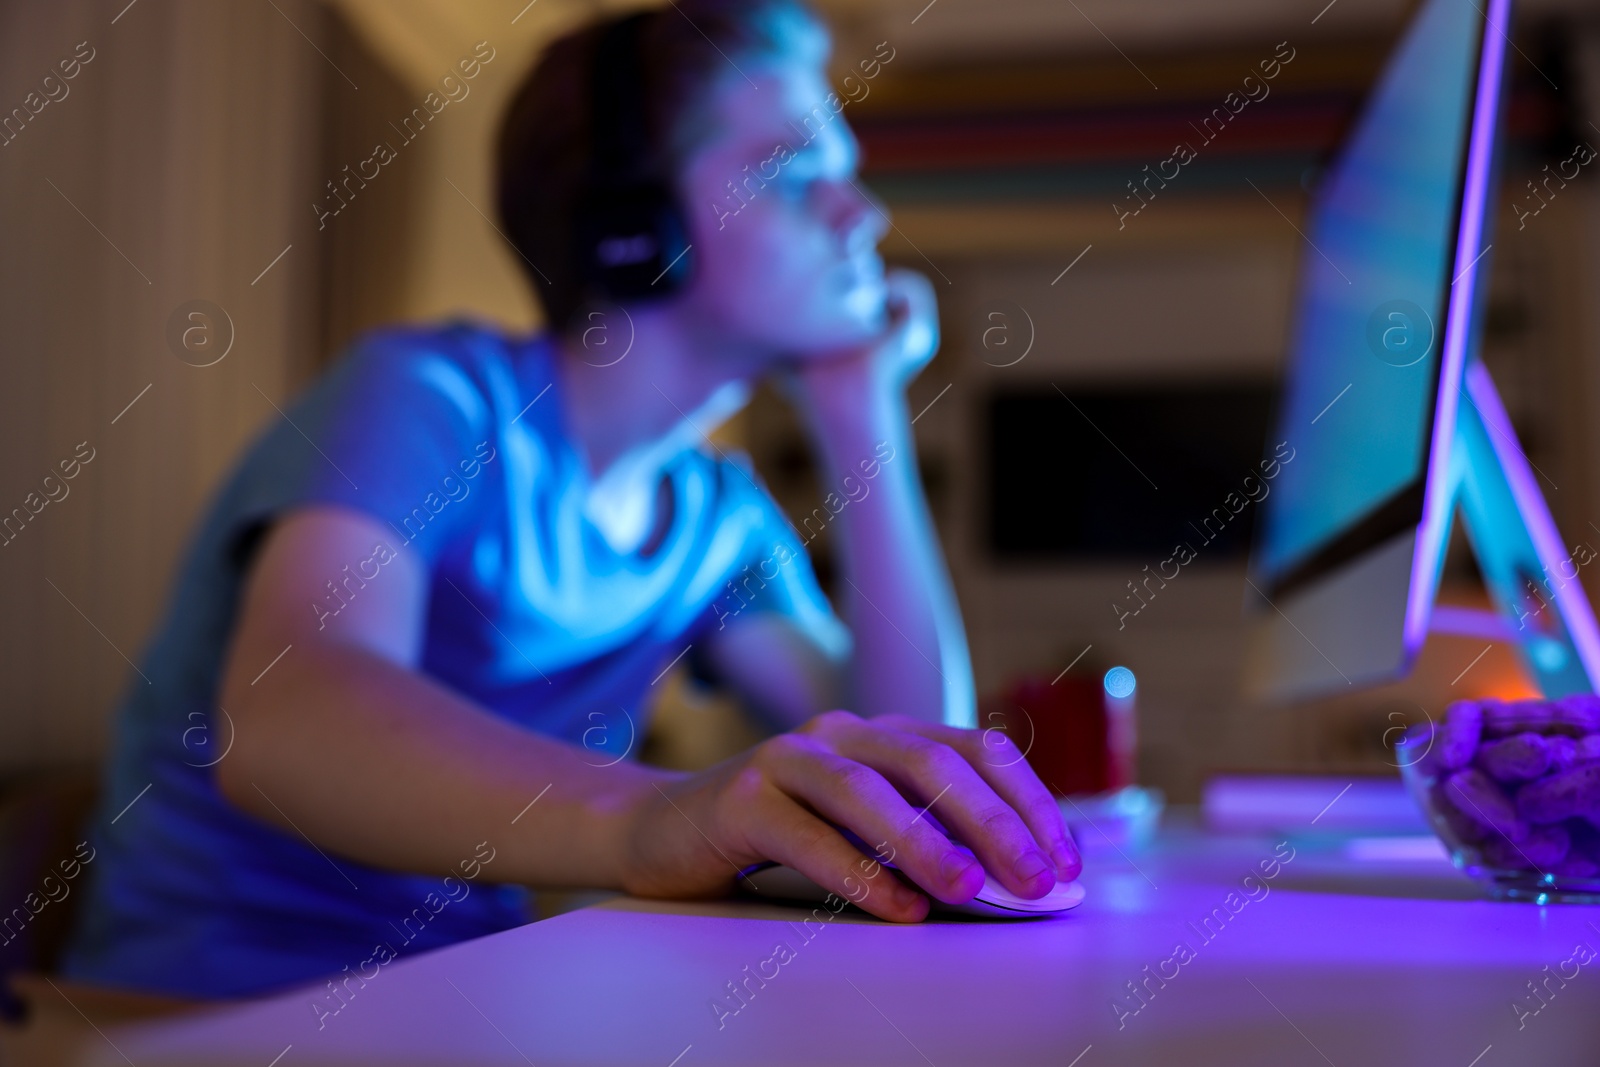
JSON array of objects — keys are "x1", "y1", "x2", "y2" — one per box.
[
  {"x1": 1462, "y1": 359, "x2": 1600, "y2": 687},
  {"x1": 1402, "y1": 0, "x2": 1511, "y2": 658}
]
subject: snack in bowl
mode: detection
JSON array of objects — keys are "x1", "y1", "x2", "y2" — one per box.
[{"x1": 1399, "y1": 696, "x2": 1600, "y2": 902}]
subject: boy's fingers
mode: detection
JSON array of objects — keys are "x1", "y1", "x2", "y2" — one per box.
[
  {"x1": 738, "y1": 780, "x2": 929, "y2": 921},
  {"x1": 759, "y1": 736, "x2": 986, "y2": 905},
  {"x1": 822, "y1": 721, "x2": 1057, "y2": 899},
  {"x1": 892, "y1": 717, "x2": 1081, "y2": 882}
]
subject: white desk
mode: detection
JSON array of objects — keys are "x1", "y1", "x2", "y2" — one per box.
[{"x1": 85, "y1": 822, "x2": 1600, "y2": 1066}]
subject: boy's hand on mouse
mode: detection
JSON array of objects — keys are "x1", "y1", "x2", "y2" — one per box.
[{"x1": 620, "y1": 709, "x2": 1081, "y2": 923}]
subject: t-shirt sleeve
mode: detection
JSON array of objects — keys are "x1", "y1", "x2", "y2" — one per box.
[
  {"x1": 232, "y1": 329, "x2": 495, "y2": 568},
  {"x1": 686, "y1": 454, "x2": 851, "y2": 676}
]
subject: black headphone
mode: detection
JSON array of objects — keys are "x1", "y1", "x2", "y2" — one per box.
[{"x1": 576, "y1": 11, "x2": 694, "y2": 302}]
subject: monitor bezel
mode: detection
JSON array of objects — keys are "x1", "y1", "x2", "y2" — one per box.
[
  {"x1": 1253, "y1": 0, "x2": 1503, "y2": 606},
  {"x1": 1401, "y1": 0, "x2": 1512, "y2": 656}
]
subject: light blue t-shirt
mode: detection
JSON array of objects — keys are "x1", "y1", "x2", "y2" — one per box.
[{"x1": 60, "y1": 320, "x2": 835, "y2": 998}]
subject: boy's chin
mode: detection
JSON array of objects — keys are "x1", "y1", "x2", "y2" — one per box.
[
  {"x1": 784, "y1": 321, "x2": 883, "y2": 364},
  {"x1": 842, "y1": 280, "x2": 890, "y2": 327},
  {"x1": 745, "y1": 299, "x2": 887, "y2": 367},
  {"x1": 813, "y1": 295, "x2": 890, "y2": 350}
]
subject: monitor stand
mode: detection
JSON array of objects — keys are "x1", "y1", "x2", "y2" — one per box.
[{"x1": 1428, "y1": 358, "x2": 1600, "y2": 696}]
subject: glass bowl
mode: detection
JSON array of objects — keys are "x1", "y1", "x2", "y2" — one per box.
[{"x1": 1398, "y1": 696, "x2": 1600, "y2": 904}]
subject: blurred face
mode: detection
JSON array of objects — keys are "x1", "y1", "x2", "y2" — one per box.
[{"x1": 672, "y1": 56, "x2": 890, "y2": 368}]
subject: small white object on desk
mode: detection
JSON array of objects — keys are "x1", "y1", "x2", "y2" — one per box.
[{"x1": 741, "y1": 859, "x2": 1086, "y2": 918}]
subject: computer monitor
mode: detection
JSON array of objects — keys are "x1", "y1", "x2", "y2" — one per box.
[{"x1": 1244, "y1": 0, "x2": 1600, "y2": 703}]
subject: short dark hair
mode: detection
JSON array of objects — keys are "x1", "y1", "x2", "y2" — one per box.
[{"x1": 495, "y1": 0, "x2": 826, "y2": 335}]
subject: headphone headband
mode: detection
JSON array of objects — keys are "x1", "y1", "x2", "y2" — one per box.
[
  {"x1": 576, "y1": 10, "x2": 693, "y2": 304},
  {"x1": 589, "y1": 12, "x2": 653, "y2": 183}
]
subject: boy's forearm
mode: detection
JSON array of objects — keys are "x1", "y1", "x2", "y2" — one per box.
[
  {"x1": 218, "y1": 641, "x2": 681, "y2": 891},
  {"x1": 802, "y1": 389, "x2": 977, "y2": 727}
]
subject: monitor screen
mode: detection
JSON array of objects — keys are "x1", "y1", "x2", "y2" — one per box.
[{"x1": 1252, "y1": 0, "x2": 1488, "y2": 596}]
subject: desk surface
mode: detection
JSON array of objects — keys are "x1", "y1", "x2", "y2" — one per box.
[{"x1": 87, "y1": 823, "x2": 1600, "y2": 1066}]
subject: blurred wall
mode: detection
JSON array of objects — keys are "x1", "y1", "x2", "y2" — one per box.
[
  {"x1": 322, "y1": 0, "x2": 551, "y2": 339},
  {"x1": 0, "y1": 0, "x2": 325, "y2": 774}
]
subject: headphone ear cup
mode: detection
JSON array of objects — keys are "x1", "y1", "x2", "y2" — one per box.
[{"x1": 577, "y1": 182, "x2": 692, "y2": 301}]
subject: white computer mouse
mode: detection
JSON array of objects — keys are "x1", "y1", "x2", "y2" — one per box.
[{"x1": 740, "y1": 857, "x2": 1085, "y2": 919}]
